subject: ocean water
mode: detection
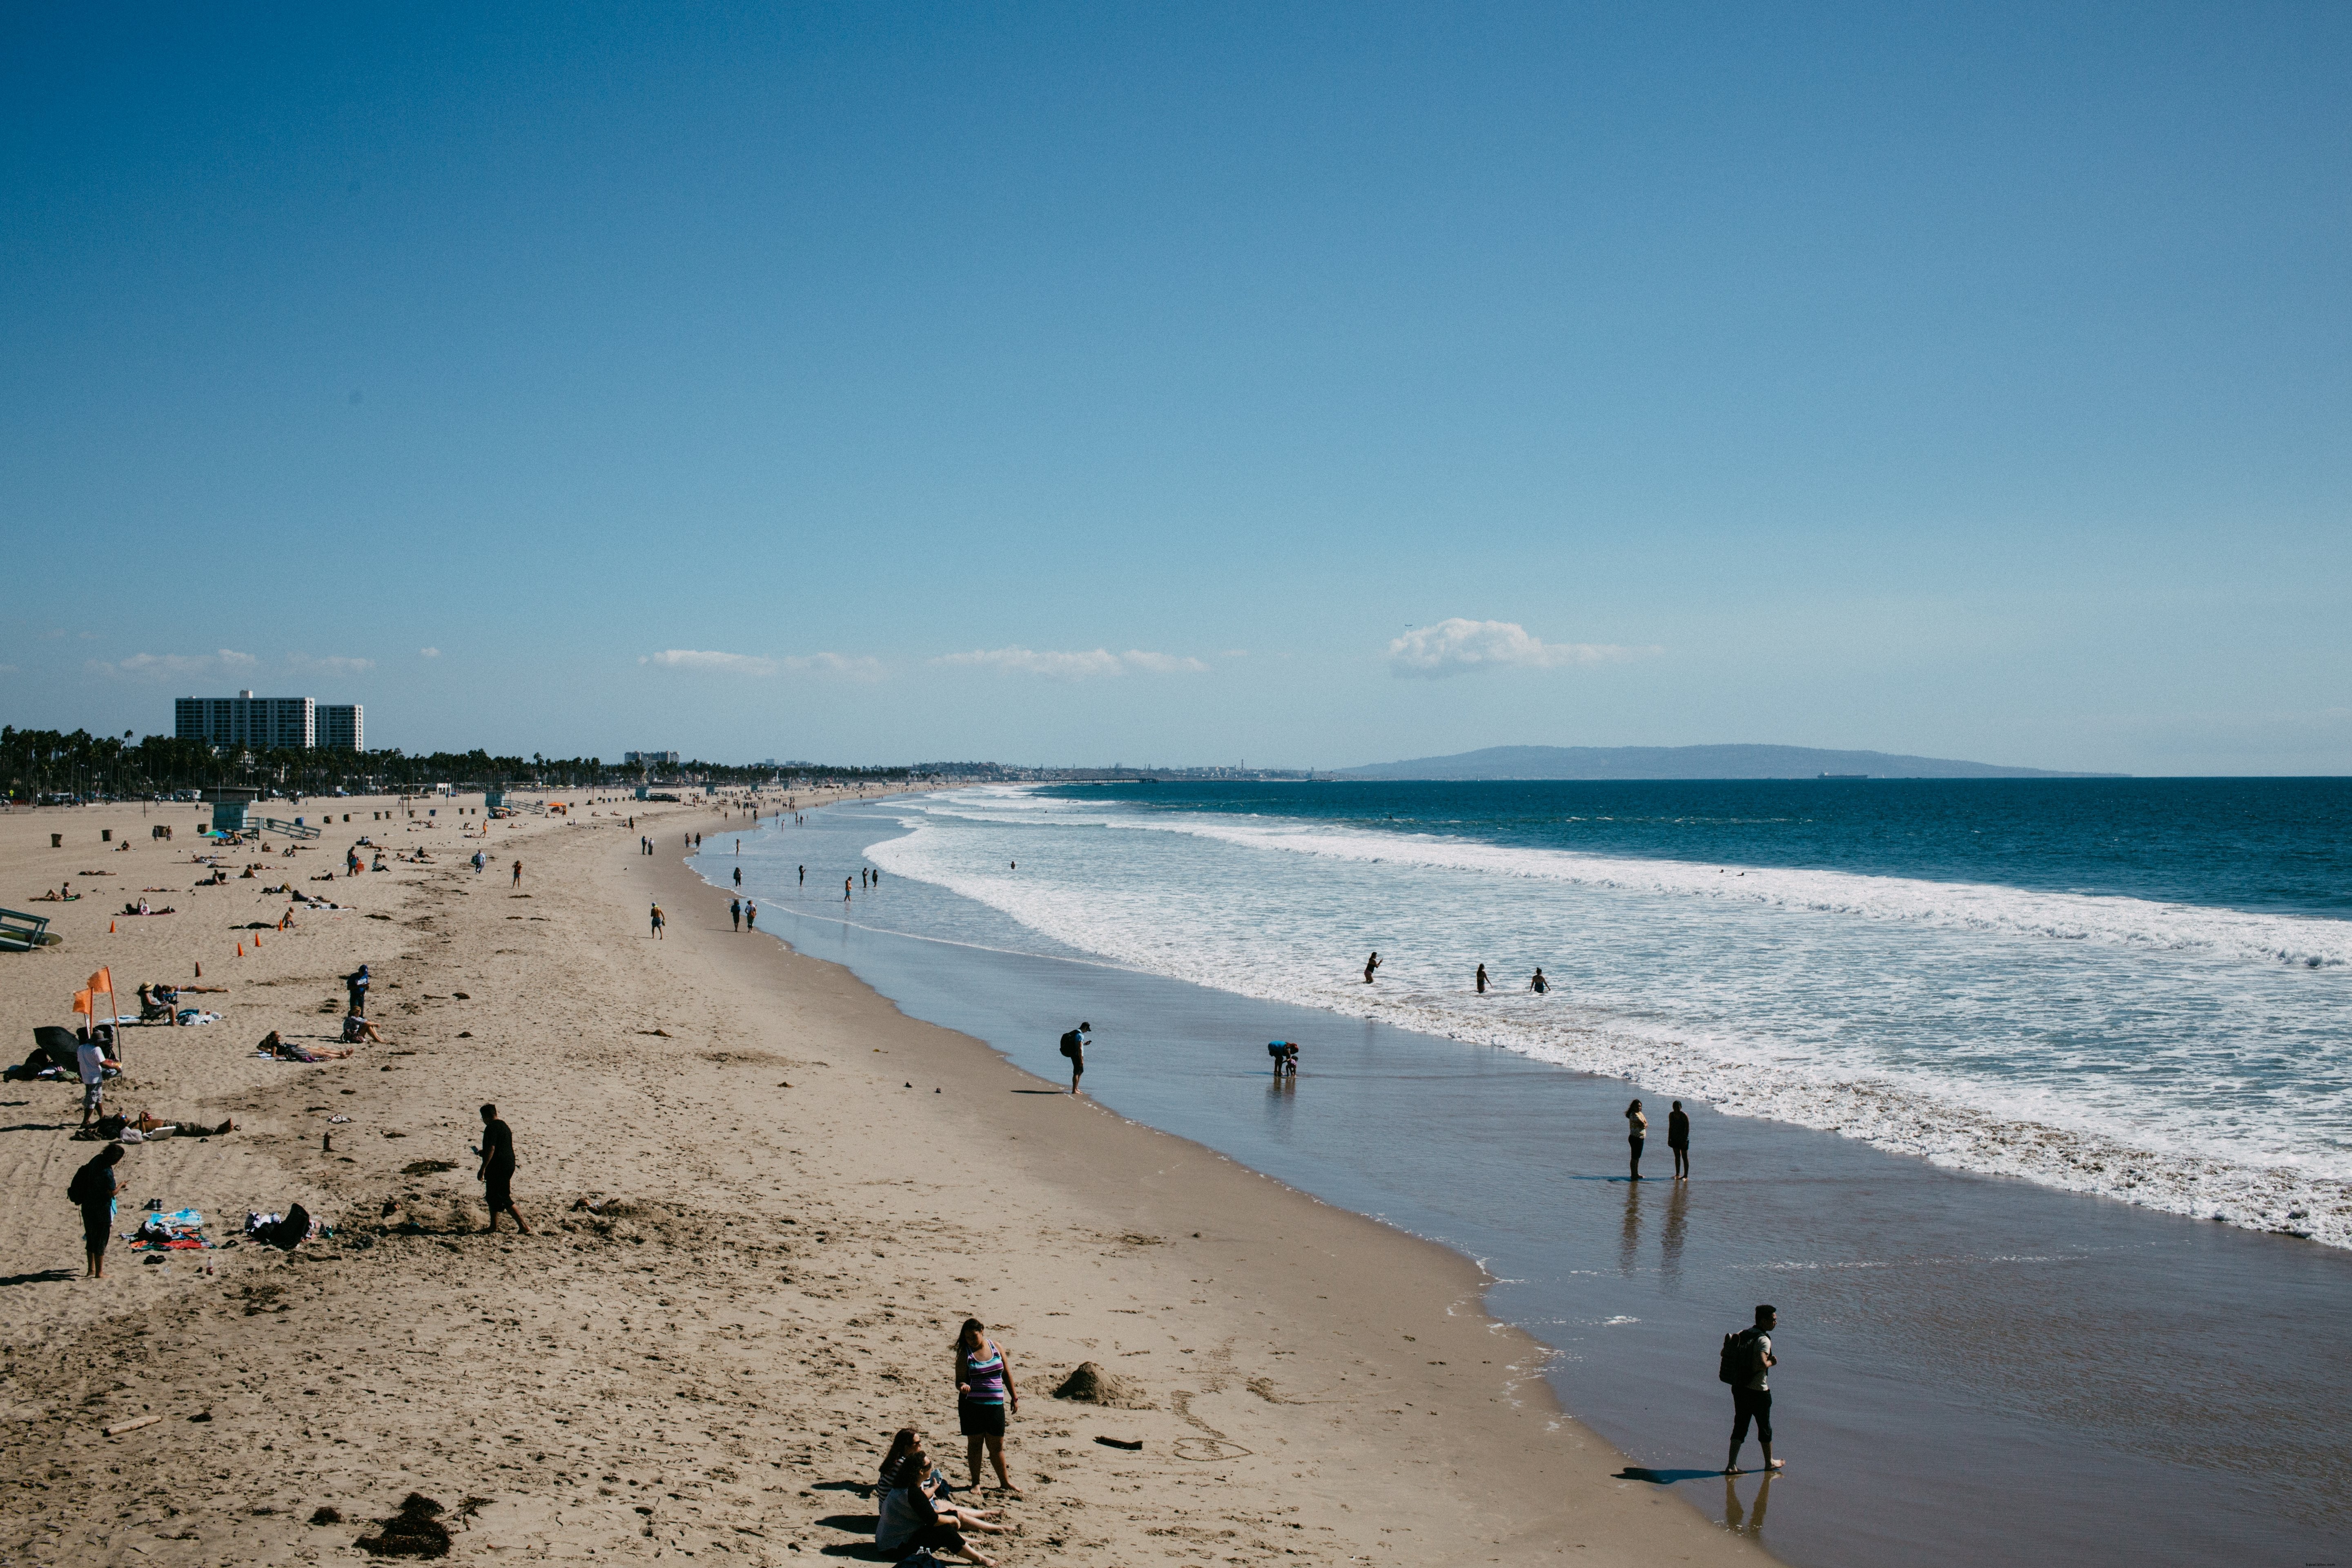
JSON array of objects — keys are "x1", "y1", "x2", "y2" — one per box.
[
  {"x1": 854, "y1": 779, "x2": 2352, "y2": 1247},
  {"x1": 701, "y1": 782, "x2": 2352, "y2": 1567}
]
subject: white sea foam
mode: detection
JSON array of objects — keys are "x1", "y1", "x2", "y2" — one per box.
[{"x1": 866, "y1": 787, "x2": 2352, "y2": 1250}]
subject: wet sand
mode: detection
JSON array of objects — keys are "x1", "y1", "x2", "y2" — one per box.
[{"x1": 0, "y1": 794, "x2": 1767, "y2": 1567}]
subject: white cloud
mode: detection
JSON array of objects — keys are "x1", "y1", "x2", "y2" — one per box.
[
  {"x1": 91, "y1": 649, "x2": 258, "y2": 681},
  {"x1": 641, "y1": 648, "x2": 882, "y2": 679},
  {"x1": 643, "y1": 649, "x2": 780, "y2": 676},
  {"x1": 419, "y1": 647, "x2": 441, "y2": 659},
  {"x1": 934, "y1": 646, "x2": 1209, "y2": 678},
  {"x1": 778, "y1": 652, "x2": 885, "y2": 679},
  {"x1": 288, "y1": 653, "x2": 375, "y2": 675},
  {"x1": 1118, "y1": 650, "x2": 1212, "y2": 674},
  {"x1": 1386, "y1": 619, "x2": 1649, "y2": 679}
]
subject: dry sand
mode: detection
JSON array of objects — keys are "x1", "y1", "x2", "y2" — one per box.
[{"x1": 0, "y1": 792, "x2": 1771, "y2": 1567}]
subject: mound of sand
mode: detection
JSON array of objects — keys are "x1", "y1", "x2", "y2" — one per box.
[{"x1": 1053, "y1": 1360, "x2": 1156, "y2": 1408}]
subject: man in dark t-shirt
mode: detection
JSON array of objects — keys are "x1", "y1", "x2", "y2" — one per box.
[
  {"x1": 70, "y1": 1144, "x2": 125, "y2": 1278},
  {"x1": 477, "y1": 1104, "x2": 530, "y2": 1235},
  {"x1": 1668, "y1": 1100, "x2": 1692, "y2": 1180}
]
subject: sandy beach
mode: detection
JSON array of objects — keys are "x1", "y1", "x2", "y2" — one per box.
[{"x1": 0, "y1": 793, "x2": 1769, "y2": 1568}]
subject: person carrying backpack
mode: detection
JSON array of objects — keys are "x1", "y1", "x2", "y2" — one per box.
[
  {"x1": 1057, "y1": 1023, "x2": 1091, "y2": 1096},
  {"x1": 1721, "y1": 1304, "x2": 1783, "y2": 1474},
  {"x1": 68, "y1": 1144, "x2": 125, "y2": 1278}
]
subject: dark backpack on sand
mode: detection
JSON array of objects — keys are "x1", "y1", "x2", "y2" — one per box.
[
  {"x1": 1719, "y1": 1328, "x2": 1763, "y2": 1385},
  {"x1": 1058, "y1": 1030, "x2": 1082, "y2": 1058}
]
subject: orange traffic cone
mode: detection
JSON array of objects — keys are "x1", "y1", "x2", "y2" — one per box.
[
  {"x1": 109, "y1": 920, "x2": 116, "y2": 933},
  {"x1": 236, "y1": 942, "x2": 244, "y2": 958},
  {"x1": 254, "y1": 933, "x2": 262, "y2": 948}
]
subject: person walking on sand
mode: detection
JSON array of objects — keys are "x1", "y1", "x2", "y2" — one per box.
[
  {"x1": 69, "y1": 1143, "x2": 125, "y2": 1279},
  {"x1": 512, "y1": 859, "x2": 523, "y2": 888},
  {"x1": 1724, "y1": 1305, "x2": 1783, "y2": 1474},
  {"x1": 1668, "y1": 1100, "x2": 1691, "y2": 1180},
  {"x1": 1363, "y1": 951, "x2": 1381, "y2": 984},
  {"x1": 477, "y1": 1104, "x2": 530, "y2": 1234},
  {"x1": 955, "y1": 1319, "x2": 1024, "y2": 1495},
  {"x1": 650, "y1": 903, "x2": 665, "y2": 940},
  {"x1": 1059, "y1": 1022, "x2": 1091, "y2": 1096},
  {"x1": 744, "y1": 900, "x2": 757, "y2": 933},
  {"x1": 77, "y1": 1030, "x2": 110, "y2": 1130},
  {"x1": 1625, "y1": 1098, "x2": 1648, "y2": 1180},
  {"x1": 730, "y1": 898, "x2": 742, "y2": 931}
]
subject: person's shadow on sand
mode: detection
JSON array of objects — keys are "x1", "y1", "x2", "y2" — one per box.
[
  {"x1": 0, "y1": 1268, "x2": 78, "y2": 1288},
  {"x1": 1614, "y1": 1466, "x2": 1723, "y2": 1484},
  {"x1": 814, "y1": 1513, "x2": 887, "y2": 1558}
]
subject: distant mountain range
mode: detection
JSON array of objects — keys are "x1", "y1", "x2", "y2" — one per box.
[{"x1": 1337, "y1": 744, "x2": 2125, "y2": 781}]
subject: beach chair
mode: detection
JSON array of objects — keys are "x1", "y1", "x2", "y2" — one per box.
[{"x1": 0, "y1": 907, "x2": 52, "y2": 953}]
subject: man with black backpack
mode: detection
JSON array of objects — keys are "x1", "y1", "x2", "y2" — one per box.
[
  {"x1": 1058, "y1": 1022, "x2": 1091, "y2": 1096},
  {"x1": 1722, "y1": 1304, "x2": 1783, "y2": 1474}
]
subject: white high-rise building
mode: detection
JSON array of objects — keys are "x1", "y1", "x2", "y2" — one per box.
[
  {"x1": 320, "y1": 704, "x2": 364, "y2": 751},
  {"x1": 175, "y1": 691, "x2": 314, "y2": 750}
]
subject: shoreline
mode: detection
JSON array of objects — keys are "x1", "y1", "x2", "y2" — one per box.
[
  {"x1": 0, "y1": 791, "x2": 1772, "y2": 1566},
  {"x1": 718, "y1": 793, "x2": 2352, "y2": 1568}
]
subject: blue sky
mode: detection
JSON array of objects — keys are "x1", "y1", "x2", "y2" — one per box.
[{"x1": 4, "y1": 2, "x2": 2346, "y2": 773}]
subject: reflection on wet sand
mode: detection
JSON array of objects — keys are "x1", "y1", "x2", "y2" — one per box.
[
  {"x1": 1724, "y1": 1472, "x2": 1773, "y2": 1542},
  {"x1": 1662, "y1": 1179, "x2": 1688, "y2": 1284},
  {"x1": 1620, "y1": 1178, "x2": 1644, "y2": 1275}
]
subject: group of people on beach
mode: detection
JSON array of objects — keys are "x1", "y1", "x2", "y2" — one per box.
[
  {"x1": 1624, "y1": 1098, "x2": 1692, "y2": 1180},
  {"x1": 873, "y1": 1319, "x2": 1026, "y2": 1566}
]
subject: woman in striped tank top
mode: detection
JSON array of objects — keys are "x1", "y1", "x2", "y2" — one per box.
[{"x1": 954, "y1": 1318, "x2": 1023, "y2": 1494}]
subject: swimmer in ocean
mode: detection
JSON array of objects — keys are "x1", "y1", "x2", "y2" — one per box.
[
  {"x1": 1363, "y1": 951, "x2": 1381, "y2": 984},
  {"x1": 1476, "y1": 963, "x2": 1488, "y2": 993},
  {"x1": 1530, "y1": 967, "x2": 1548, "y2": 994}
]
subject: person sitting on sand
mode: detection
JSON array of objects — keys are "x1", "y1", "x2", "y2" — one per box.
[
  {"x1": 954, "y1": 1319, "x2": 1023, "y2": 1494},
  {"x1": 876, "y1": 1428, "x2": 1007, "y2": 1567},
  {"x1": 342, "y1": 1012, "x2": 385, "y2": 1045}
]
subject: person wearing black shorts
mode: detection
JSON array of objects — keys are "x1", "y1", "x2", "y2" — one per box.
[
  {"x1": 71, "y1": 1144, "x2": 124, "y2": 1279},
  {"x1": 478, "y1": 1104, "x2": 530, "y2": 1235},
  {"x1": 1726, "y1": 1305, "x2": 1783, "y2": 1474},
  {"x1": 1668, "y1": 1100, "x2": 1691, "y2": 1180}
]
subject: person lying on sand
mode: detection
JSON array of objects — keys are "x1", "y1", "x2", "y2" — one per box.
[
  {"x1": 257, "y1": 1031, "x2": 354, "y2": 1063},
  {"x1": 875, "y1": 1429, "x2": 1009, "y2": 1567}
]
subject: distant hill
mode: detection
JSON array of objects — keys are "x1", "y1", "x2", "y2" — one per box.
[{"x1": 1338, "y1": 744, "x2": 2125, "y2": 781}]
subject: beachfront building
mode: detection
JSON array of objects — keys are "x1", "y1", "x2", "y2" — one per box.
[
  {"x1": 175, "y1": 693, "x2": 365, "y2": 751},
  {"x1": 175, "y1": 691, "x2": 314, "y2": 750},
  {"x1": 320, "y1": 704, "x2": 364, "y2": 751},
  {"x1": 624, "y1": 751, "x2": 681, "y2": 766}
]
